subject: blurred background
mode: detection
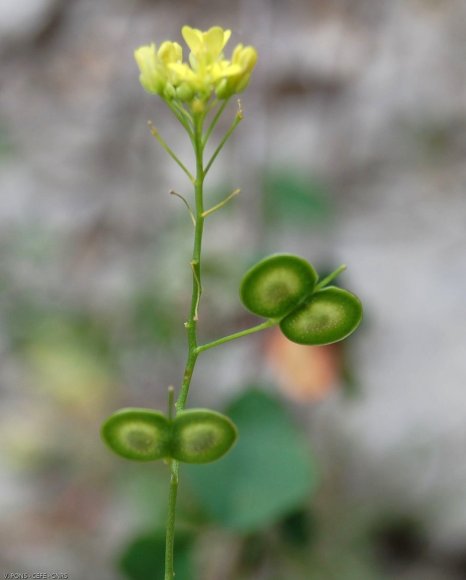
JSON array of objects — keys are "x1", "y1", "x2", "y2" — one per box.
[{"x1": 1, "y1": 0, "x2": 465, "y2": 578}]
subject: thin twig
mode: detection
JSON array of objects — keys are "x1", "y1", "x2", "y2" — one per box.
[
  {"x1": 315, "y1": 264, "x2": 347, "y2": 291},
  {"x1": 204, "y1": 103, "x2": 243, "y2": 176},
  {"x1": 203, "y1": 98, "x2": 230, "y2": 148},
  {"x1": 148, "y1": 121, "x2": 195, "y2": 182},
  {"x1": 170, "y1": 190, "x2": 196, "y2": 225},
  {"x1": 169, "y1": 101, "x2": 195, "y2": 138},
  {"x1": 202, "y1": 188, "x2": 241, "y2": 218}
]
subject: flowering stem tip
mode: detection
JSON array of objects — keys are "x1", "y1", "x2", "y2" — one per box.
[{"x1": 134, "y1": 26, "x2": 258, "y2": 108}]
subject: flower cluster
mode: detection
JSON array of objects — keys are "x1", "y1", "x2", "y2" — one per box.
[{"x1": 134, "y1": 26, "x2": 257, "y2": 105}]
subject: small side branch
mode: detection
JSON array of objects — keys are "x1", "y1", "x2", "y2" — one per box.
[
  {"x1": 148, "y1": 121, "x2": 195, "y2": 183},
  {"x1": 170, "y1": 191, "x2": 196, "y2": 226},
  {"x1": 167, "y1": 101, "x2": 195, "y2": 141},
  {"x1": 204, "y1": 101, "x2": 243, "y2": 176},
  {"x1": 202, "y1": 188, "x2": 240, "y2": 218},
  {"x1": 196, "y1": 319, "x2": 277, "y2": 354},
  {"x1": 171, "y1": 101, "x2": 194, "y2": 129},
  {"x1": 203, "y1": 98, "x2": 230, "y2": 148}
]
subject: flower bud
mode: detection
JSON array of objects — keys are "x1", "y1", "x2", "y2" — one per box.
[
  {"x1": 191, "y1": 98, "x2": 206, "y2": 113},
  {"x1": 134, "y1": 44, "x2": 165, "y2": 95},
  {"x1": 158, "y1": 41, "x2": 182, "y2": 65},
  {"x1": 176, "y1": 82, "x2": 194, "y2": 101},
  {"x1": 215, "y1": 78, "x2": 229, "y2": 99},
  {"x1": 163, "y1": 83, "x2": 176, "y2": 100},
  {"x1": 215, "y1": 45, "x2": 258, "y2": 99}
]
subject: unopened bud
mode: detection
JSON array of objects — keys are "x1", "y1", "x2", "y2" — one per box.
[{"x1": 176, "y1": 82, "x2": 194, "y2": 101}]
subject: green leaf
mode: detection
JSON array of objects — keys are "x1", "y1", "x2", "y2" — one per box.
[
  {"x1": 172, "y1": 409, "x2": 238, "y2": 464},
  {"x1": 240, "y1": 254, "x2": 318, "y2": 319},
  {"x1": 119, "y1": 531, "x2": 195, "y2": 580},
  {"x1": 280, "y1": 286, "x2": 363, "y2": 345},
  {"x1": 101, "y1": 408, "x2": 171, "y2": 462},
  {"x1": 279, "y1": 508, "x2": 318, "y2": 548},
  {"x1": 185, "y1": 388, "x2": 318, "y2": 532}
]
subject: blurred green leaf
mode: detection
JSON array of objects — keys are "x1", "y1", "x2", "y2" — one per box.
[
  {"x1": 119, "y1": 531, "x2": 195, "y2": 580},
  {"x1": 185, "y1": 388, "x2": 318, "y2": 532},
  {"x1": 264, "y1": 169, "x2": 332, "y2": 226},
  {"x1": 279, "y1": 508, "x2": 318, "y2": 548}
]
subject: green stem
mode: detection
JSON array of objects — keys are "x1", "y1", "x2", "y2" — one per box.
[
  {"x1": 176, "y1": 112, "x2": 205, "y2": 409},
  {"x1": 164, "y1": 112, "x2": 205, "y2": 579},
  {"x1": 163, "y1": 103, "x2": 248, "y2": 578},
  {"x1": 314, "y1": 264, "x2": 347, "y2": 291},
  {"x1": 196, "y1": 319, "x2": 277, "y2": 354},
  {"x1": 164, "y1": 460, "x2": 179, "y2": 580}
]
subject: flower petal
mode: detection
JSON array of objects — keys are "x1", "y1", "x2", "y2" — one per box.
[
  {"x1": 182, "y1": 26, "x2": 203, "y2": 53},
  {"x1": 158, "y1": 41, "x2": 182, "y2": 64},
  {"x1": 168, "y1": 62, "x2": 196, "y2": 82},
  {"x1": 204, "y1": 26, "x2": 228, "y2": 60}
]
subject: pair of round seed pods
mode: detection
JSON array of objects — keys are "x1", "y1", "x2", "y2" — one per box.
[
  {"x1": 102, "y1": 255, "x2": 361, "y2": 464},
  {"x1": 101, "y1": 407, "x2": 237, "y2": 463},
  {"x1": 240, "y1": 254, "x2": 362, "y2": 345}
]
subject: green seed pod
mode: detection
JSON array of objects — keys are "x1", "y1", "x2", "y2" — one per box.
[
  {"x1": 101, "y1": 408, "x2": 171, "y2": 462},
  {"x1": 280, "y1": 286, "x2": 362, "y2": 345},
  {"x1": 171, "y1": 409, "x2": 237, "y2": 464},
  {"x1": 240, "y1": 254, "x2": 318, "y2": 319}
]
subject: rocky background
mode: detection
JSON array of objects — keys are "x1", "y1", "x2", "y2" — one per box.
[{"x1": 1, "y1": 0, "x2": 465, "y2": 578}]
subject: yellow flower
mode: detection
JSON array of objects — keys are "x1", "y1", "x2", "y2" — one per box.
[
  {"x1": 134, "y1": 44, "x2": 163, "y2": 94},
  {"x1": 134, "y1": 41, "x2": 183, "y2": 96},
  {"x1": 215, "y1": 44, "x2": 258, "y2": 98},
  {"x1": 134, "y1": 26, "x2": 257, "y2": 104},
  {"x1": 182, "y1": 26, "x2": 231, "y2": 67},
  {"x1": 158, "y1": 41, "x2": 182, "y2": 66}
]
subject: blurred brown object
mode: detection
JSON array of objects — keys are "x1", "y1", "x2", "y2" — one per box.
[{"x1": 265, "y1": 327, "x2": 341, "y2": 402}]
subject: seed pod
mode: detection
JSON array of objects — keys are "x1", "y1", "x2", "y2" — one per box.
[
  {"x1": 240, "y1": 254, "x2": 318, "y2": 319},
  {"x1": 101, "y1": 408, "x2": 171, "y2": 462},
  {"x1": 280, "y1": 286, "x2": 362, "y2": 345},
  {"x1": 171, "y1": 409, "x2": 237, "y2": 464}
]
